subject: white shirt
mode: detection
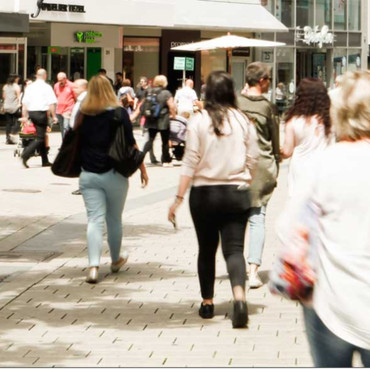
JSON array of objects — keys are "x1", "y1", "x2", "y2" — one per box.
[
  {"x1": 69, "y1": 91, "x2": 87, "y2": 128},
  {"x1": 22, "y1": 79, "x2": 57, "y2": 112},
  {"x1": 277, "y1": 140, "x2": 370, "y2": 349},
  {"x1": 174, "y1": 86, "x2": 198, "y2": 114}
]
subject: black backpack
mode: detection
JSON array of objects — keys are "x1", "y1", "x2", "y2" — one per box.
[{"x1": 142, "y1": 88, "x2": 162, "y2": 119}]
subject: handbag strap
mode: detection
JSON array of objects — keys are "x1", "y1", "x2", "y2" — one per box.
[{"x1": 74, "y1": 112, "x2": 84, "y2": 131}]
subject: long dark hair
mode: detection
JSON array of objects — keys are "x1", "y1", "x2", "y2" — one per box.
[
  {"x1": 204, "y1": 71, "x2": 239, "y2": 136},
  {"x1": 285, "y1": 78, "x2": 331, "y2": 136}
]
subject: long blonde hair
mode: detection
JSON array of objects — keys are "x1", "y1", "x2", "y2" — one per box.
[
  {"x1": 80, "y1": 75, "x2": 119, "y2": 115},
  {"x1": 331, "y1": 70, "x2": 370, "y2": 141}
]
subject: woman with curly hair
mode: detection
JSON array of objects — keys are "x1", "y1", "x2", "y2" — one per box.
[{"x1": 280, "y1": 78, "x2": 332, "y2": 197}]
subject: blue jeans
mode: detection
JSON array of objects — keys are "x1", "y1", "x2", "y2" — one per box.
[
  {"x1": 79, "y1": 169, "x2": 129, "y2": 267},
  {"x1": 303, "y1": 306, "x2": 370, "y2": 367},
  {"x1": 247, "y1": 206, "x2": 266, "y2": 266}
]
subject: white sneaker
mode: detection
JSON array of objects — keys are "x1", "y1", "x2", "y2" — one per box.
[
  {"x1": 162, "y1": 162, "x2": 174, "y2": 168},
  {"x1": 249, "y1": 272, "x2": 263, "y2": 289}
]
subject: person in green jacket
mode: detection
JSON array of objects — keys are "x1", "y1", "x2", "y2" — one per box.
[{"x1": 238, "y1": 62, "x2": 280, "y2": 288}]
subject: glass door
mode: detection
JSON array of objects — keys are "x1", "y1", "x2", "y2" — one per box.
[{"x1": 0, "y1": 38, "x2": 27, "y2": 90}]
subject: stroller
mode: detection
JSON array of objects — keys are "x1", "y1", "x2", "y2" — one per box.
[
  {"x1": 169, "y1": 115, "x2": 188, "y2": 161},
  {"x1": 14, "y1": 120, "x2": 39, "y2": 158}
]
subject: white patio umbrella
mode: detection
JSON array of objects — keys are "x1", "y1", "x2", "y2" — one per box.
[{"x1": 171, "y1": 33, "x2": 285, "y2": 73}]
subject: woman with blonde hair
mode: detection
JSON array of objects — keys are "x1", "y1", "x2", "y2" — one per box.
[
  {"x1": 142, "y1": 74, "x2": 176, "y2": 167},
  {"x1": 277, "y1": 70, "x2": 370, "y2": 366},
  {"x1": 78, "y1": 75, "x2": 148, "y2": 284}
]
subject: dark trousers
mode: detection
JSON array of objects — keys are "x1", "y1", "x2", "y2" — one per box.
[
  {"x1": 142, "y1": 128, "x2": 171, "y2": 163},
  {"x1": 22, "y1": 111, "x2": 49, "y2": 165},
  {"x1": 5, "y1": 112, "x2": 18, "y2": 139},
  {"x1": 189, "y1": 185, "x2": 251, "y2": 299},
  {"x1": 303, "y1": 307, "x2": 370, "y2": 367}
]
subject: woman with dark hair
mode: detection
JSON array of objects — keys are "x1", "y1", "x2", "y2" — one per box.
[
  {"x1": 168, "y1": 71, "x2": 259, "y2": 328},
  {"x1": 280, "y1": 78, "x2": 332, "y2": 197},
  {"x1": 2, "y1": 74, "x2": 21, "y2": 144}
]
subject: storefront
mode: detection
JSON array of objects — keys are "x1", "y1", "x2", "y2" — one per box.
[
  {"x1": 0, "y1": 12, "x2": 29, "y2": 91},
  {"x1": 259, "y1": 0, "x2": 368, "y2": 108},
  {"x1": 26, "y1": 22, "x2": 123, "y2": 82}
]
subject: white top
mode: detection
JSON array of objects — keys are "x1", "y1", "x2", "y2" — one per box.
[
  {"x1": 69, "y1": 91, "x2": 87, "y2": 128},
  {"x1": 181, "y1": 109, "x2": 259, "y2": 187},
  {"x1": 278, "y1": 140, "x2": 370, "y2": 349},
  {"x1": 174, "y1": 86, "x2": 198, "y2": 114},
  {"x1": 287, "y1": 116, "x2": 330, "y2": 197},
  {"x1": 22, "y1": 79, "x2": 57, "y2": 112}
]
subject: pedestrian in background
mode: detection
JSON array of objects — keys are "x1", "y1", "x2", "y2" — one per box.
[
  {"x1": 238, "y1": 62, "x2": 280, "y2": 289},
  {"x1": 277, "y1": 70, "x2": 370, "y2": 367},
  {"x1": 21, "y1": 68, "x2": 57, "y2": 168},
  {"x1": 169, "y1": 71, "x2": 259, "y2": 328},
  {"x1": 69, "y1": 78, "x2": 88, "y2": 196},
  {"x1": 280, "y1": 78, "x2": 332, "y2": 197},
  {"x1": 2, "y1": 74, "x2": 21, "y2": 144},
  {"x1": 114, "y1": 72, "x2": 123, "y2": 95},
  {"x1": 174, "y1": 79, "x2": 202, "y2": 116},
  {"x1": 54, "y1": 72, "x2": 76, "y2": 139},
  {"x1": 142, "y1": 75, "x2": 176, "y2": 167},
  {"x1": 78, "y1": 75, "x2": 148, "y2": 284}
]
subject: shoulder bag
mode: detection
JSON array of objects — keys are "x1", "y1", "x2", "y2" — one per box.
[
  {"x1": 51, "y1": 113, "x2": 83, "y2": 178},
  {"x1": 108, "y1": 108, "x2": 145, "y2": 178}
]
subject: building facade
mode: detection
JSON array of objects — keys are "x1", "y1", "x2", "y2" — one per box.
[
  {"x1": 1, "y1": 0, "x2": 287, "y2": 94},
  {"x1": 258, "y1": 0, "x2": 368, "y2": 105},
  {"x1": 0, "y1": 0, "x2": 368, "y2": 99}
]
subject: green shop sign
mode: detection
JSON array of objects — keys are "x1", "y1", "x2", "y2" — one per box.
[{"x1": 75, "y1": 31, "x2": 103, "y2": 44}]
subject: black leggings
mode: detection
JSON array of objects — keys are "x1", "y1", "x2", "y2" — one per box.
[{"x1": 189, "y1": 185, "x2": 251, "y2": 299}]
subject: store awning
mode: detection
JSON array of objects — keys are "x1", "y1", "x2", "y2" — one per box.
[{"x1": 174, "y1": 0, "x2": 288, "y2": 32}]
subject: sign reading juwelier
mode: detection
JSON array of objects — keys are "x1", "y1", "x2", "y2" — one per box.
[{"x1": 31, "y1": 0, "x2": 85, "y2": 18}]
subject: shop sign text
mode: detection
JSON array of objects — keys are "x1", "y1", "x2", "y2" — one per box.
[
  {"x1": 296, "y1": 25, "x2": 334, "y2": 48},
  {"x1": 75, "y1": 31, "x2": 103, "y2": 44},
  {"x1": 31, "y1": 0, "x2": 85, "y2": 18}
]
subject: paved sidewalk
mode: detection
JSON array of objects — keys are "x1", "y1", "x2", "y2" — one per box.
[{"x1": 0, "y1": 131, "x2": 314, "y2": 367}]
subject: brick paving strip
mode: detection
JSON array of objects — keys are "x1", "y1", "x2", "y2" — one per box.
[{"x1": 0, "y1": 131, "x2": 314, "y2": 367}]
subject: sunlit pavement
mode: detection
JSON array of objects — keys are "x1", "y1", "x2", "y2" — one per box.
[{"x1": 0, "y1": 129, "x2": 315, "y2": 367}]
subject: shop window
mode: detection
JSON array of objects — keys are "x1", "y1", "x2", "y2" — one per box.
[
  {"x1": 348, "y1": 50, "x2": 361, "y2": 71},
  {"x1": 296, "y1": 0, "x2": 314, "y2": 27},
  {"x1": 70, "y1": 48, "x2": 85, "y2": 81},
  {"x1": 51, "y1": 48, "x2": 68, "y2": 83},
  {"x1": 275, "y1": 0, "x2": 294, "y2": 27},
  {"x1": 275, "y1": 48, "x2": 294, "y2": 115},
  {"x1": 316, "y1": 0, "x2": 332, "y2": 28},
  {"x1": 123, "y1": 37, "x2": 160, "y2": 88},
  {"x1": 334, "y1": 0, "x2": 346, "y2": 30},
  {"x1": 333, "y1": 49, "x2": 347, "y2": 81},
  {"x1": 348, "y1": 0, "x2": 361, "y2": 31}
]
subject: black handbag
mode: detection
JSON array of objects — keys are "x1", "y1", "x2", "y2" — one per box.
[
  {"x1": 51, "y1": 114, "x2": 83, "y2": 178},
  {"x1": 108, "y1": 108, "x2": 145, "y2": 178}
]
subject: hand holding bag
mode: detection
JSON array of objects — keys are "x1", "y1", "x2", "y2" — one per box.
[
  {"x1": 108, "y1": 108, "x2": 145, "y2": 178},
  {"x1": 51, "y1": 113, "x2": 83, "y2": 178}
]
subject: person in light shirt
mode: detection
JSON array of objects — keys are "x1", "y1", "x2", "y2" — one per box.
[
  {"x1": 174, "y1": 79, "x2": 202, "y2": 116},
  {"x1": 21, "y1": 68, "x2": 58, "y2": 168},
  {"x1": 69, "y1": 79, "x2": 88, "y2": 129}
]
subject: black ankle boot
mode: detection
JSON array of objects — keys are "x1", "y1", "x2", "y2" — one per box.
[
  {"x1": 232, "y1": 301, "x2": 248, "y2": 328},
  {"x1": 199, "y1": 303, "x2": 214, "y2": 319}
]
